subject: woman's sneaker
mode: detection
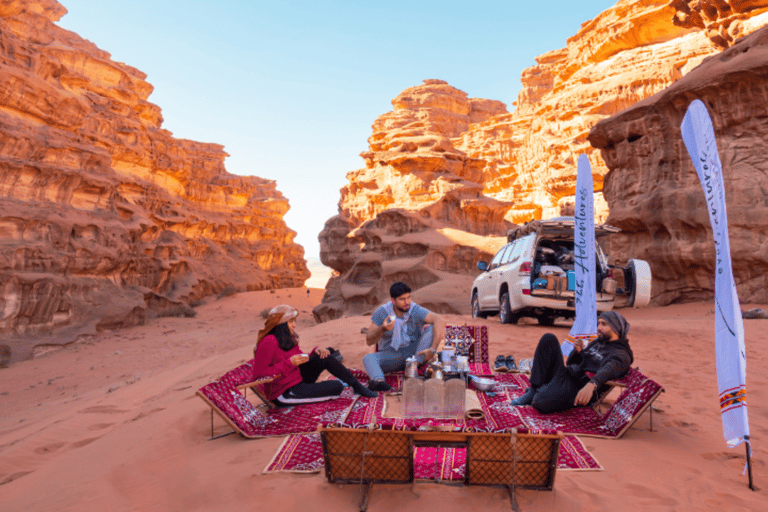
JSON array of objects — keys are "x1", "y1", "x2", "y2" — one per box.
[
  {"x1": 352, "y1": 382, "x2": 378, "y2": 397},
  {"x1": 328, "y1": 347, "x2": 344, "y2": 363},
  {"x1": 367, "y1": 379, "x2": 391, "y2": 392}
]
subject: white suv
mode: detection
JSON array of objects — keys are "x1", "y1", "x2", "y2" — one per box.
[{"x1": 470, "y1": 217, "x2": 651, "y2": 325}]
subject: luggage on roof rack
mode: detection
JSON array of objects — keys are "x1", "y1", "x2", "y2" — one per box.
[{"x1": 507, "y1": 217, "x2": 620, "y2": 243}]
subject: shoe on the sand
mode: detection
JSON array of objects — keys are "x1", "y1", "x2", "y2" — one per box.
[
  {"x1": 518, "y1": 358, "x2": 533, "y2": 373},
  {"x1": 510, "y1": 387, "x2": 536, "y2": 406},
  {"x1": 494, "y1": 355, "x2": 508, "y2": 373},
  {"x1": 506, "y1": 355, "x2": 517, "y2": 372},
  {"x1": 368, "y1": 379, "x2": 391, "y2": 392}
]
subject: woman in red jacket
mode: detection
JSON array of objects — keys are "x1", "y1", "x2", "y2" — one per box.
[{"x1": 253, "y1": 304, "x2": 377, "y2": 406}]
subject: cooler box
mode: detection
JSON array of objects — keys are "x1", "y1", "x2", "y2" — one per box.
[{"x1": 567, "y1": 270, "x2": 575, "y2": 291}]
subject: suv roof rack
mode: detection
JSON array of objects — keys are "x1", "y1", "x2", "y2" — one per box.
[{"x1": 507, "y1": 217, "x2": 620, "y2": 243}]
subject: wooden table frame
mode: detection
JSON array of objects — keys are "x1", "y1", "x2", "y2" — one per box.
[{"x1": 319, "y1": 426, "x2": 562, "y2": 511}]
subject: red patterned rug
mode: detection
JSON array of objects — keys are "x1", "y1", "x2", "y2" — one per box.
[
  {"x1": 210, "y1": 369, "x2": 658, "y2": 440},
  {"x1": 237, "y1": 388, "x2": 377, "y2": 437},
  {"x1": 263, "y1": 432, "x2": 602, "y2": 476},
  {"x1": 485, "y1": 372, "x2": 662, "y2": 438},
  {"x1": 220, "y1": 371, "x2": 390, "y2": 437}
]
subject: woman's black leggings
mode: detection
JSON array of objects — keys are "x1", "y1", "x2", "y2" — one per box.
[{"x1": 273, "y1": 352, "x2": 362, "y2": 406}]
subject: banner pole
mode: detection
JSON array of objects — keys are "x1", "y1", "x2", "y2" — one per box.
[
  {"x1": 681, "y1": 100, "x2": 752, "y2": 487},
  {"x1": 745, "y1": 435, "x2": 754, "y2": 490}
]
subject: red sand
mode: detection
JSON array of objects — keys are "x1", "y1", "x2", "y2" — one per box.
[{"x1": 1, "y1": 288, "x2": 766, "y2": 511}]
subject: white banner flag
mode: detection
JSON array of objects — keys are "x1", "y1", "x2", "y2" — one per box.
[
  {"x1": 681, "y1": 99, "x2": 749, "y2": 448},
  {"x1": 562, "y1": 154, "x2": 598, "y2": 357}
]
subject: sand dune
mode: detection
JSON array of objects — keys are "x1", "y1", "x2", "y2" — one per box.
[{"x1": 1, "y1": 289, "x2": 766, "y2": 511}]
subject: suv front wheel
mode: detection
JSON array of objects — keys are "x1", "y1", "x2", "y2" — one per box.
[{"x1": 499, "y1": 293, "x2": 519, "y2": 324}]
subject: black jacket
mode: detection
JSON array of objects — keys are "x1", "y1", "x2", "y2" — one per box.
[{"x1": 565, "y1": 337, "x2": 633, "y2": 389}]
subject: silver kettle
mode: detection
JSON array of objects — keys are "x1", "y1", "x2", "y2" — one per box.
[{"x1": 430, "y1": 361, "x2": 444, "y2": 380}]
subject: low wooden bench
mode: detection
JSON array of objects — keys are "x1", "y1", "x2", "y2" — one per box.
[
  {"x1": 588, "y1": 367, "x2": 664, "y2": 433},
  {"x1": 196, "y1": 360, "x2": 277, "y2": 439}
]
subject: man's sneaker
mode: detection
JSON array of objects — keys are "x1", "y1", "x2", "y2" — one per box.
[
  {"x1": 510, "y1": 387, "x2": 536, "y2": 406},
  {"x1": 506, "y1": 356, "x2": 517, "y2": 372},
  {"x1": 518, "y1": 358, "x2": 533, "y2": 373},
  {"x1": 494, "y1": 355, "x2": 508, "y2": 373},
  {"x1": 368, "y1": 379, "x2": 391, "y2": 392}
]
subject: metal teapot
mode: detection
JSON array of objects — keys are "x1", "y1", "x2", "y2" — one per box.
[{"x1": 429, "y1": 361, "x2": 445, "y2": 380}]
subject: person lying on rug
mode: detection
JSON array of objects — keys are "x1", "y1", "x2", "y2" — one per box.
[
  {"x1": 511, "y1": 311, "x2": 632, "y2": 414},
  {"x1": 253, "y1": 304, "x2": 377, "y2": 406},
  {"x1": 363, "y1": 281, "x2": 445, "y2": 392}
]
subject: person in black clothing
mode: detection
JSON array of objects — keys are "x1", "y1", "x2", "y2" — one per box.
[{"x1": 511, "y1": 311, "x2": 633, "y2": 414}]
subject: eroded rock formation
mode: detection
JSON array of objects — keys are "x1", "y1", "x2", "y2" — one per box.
[
  {"x1": 0, "y1": 0, "x2": 308, "y2": 366},
  {"x1": 671, "y1": 0, "x2": 768, "y2": 46},
  {"x1": 456, "y1": 0, "x2": 768, "y2": 225},
  {"x1": 316, "y1": 1, "x2": 768, "y2": 320},
  {"x1": 589, "y1": 25, "x2": 768, "y2": 305},
  {"x1": 314, "y1": 81, "x2": 511, "y2": 321}
]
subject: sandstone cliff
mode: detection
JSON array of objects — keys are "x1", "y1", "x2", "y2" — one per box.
[
  {"x1": 456, "y1": 0, "x2": 768, "y2": 224},
  {"x1": 314, "y1": 80, "x2": 510, "y2": 321},
  {"x1": 0, "y1": 0, "x2": 308, "y2": 366},
  {"x1": 589, "y1": 24, "x2": 768, "y2": 305},
  {"x1": 316, "y1": 1, "x2": 768, "y2": 320}
]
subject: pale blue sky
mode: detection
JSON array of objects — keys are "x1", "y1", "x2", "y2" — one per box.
[{"x1": 56, "y1": 0, "x2": 615, "y2": 262}]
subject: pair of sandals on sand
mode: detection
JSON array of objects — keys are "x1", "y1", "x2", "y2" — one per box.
[{"x1": 494, "y1": 355, "x2": 518, "y2": 372}]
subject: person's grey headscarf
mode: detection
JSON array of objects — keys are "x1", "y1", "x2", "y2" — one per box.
[{"x1": 599, "y1": 311, "x2": 630, "y2": 339}]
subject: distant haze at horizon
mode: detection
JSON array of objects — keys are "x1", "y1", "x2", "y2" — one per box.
[{"x1": 305, "y1": 257, "x2": 333, "y2": 289}]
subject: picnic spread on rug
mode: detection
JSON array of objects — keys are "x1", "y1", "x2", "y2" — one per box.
[{"x1": 196, "y1": 325, "x2": 664, "y2": 509}]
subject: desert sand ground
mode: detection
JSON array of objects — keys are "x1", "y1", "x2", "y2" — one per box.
[{"x1": 1, "y1": 287, "x2": 766, "y2": 512}]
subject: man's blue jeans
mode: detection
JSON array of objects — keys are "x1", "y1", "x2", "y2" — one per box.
[{"x1": 363, "y1": 325, "x2": 434, "y2": 382}]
